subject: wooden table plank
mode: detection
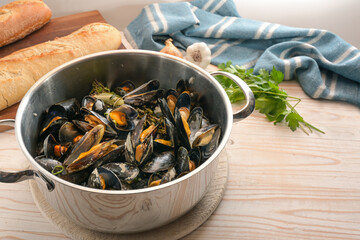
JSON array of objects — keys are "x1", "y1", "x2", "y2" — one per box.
[{"x1": 0, "y1": 79, "x2": 359, "y2": 240}]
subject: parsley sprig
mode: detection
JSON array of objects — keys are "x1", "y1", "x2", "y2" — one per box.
[{"x1": 215, "y1": 61, "x2": 324, "y2": 135}]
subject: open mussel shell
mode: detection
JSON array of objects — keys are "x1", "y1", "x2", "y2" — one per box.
[
  {"x1": 175, "y1": 92, "x2": 191, "y2": 116},
  {"x1": 124, "y1": 89, "x2": 164, "y2": 107},
  {"x1": 174, "y1": 108, "x2": 191, "y2": 150},
  {"x1": 188, "y1": 147, "x2": 202, "y2": 168},
  {"x1": 124, "y1": 79, "x2": 160, "y2": 97},
  {"x1": 176, "y1": 79, "x2": 189, "y2": 94},
  {"x1": 87, "y1": 167, "x2": 122, "y2": 190},
  {"x1": 58, "y1": 122, "x2": 83, "y2": 144},
  {"x1": 188, "y1": 106, "x2": 203, "y2": 143},
  {"x1": 92, "y1": 144, "x2": 125, "y2": 169},
  {"x1": 164, "y1": 89, "x2": 178, "y2": 114},
  {"x1": 40, "y1": 116, "x2": 68, "y2": 138},
  {"x1": 82, "y1": 96, "x2": 96, "y2": 110},
  {"x1": 66, "y1": 139, "x2": 118, "y2": 173},
  {"x1": 80, "y1": 107, "x2": 118, "y2": 138},
  {"x1": 141, "y1": 151, "x2": 175, "y2": 173},
  {"x1": 102, "y1": 162, "x2": 140, "y2": 183},
  {"x1": 201, "y1": 126, "x2": 221, "y2": 161},
  {"x1": 47, "y1": 98, "x2": 80, "y2": 120},
  {"x1": 113, "y1": 80, "x2": 136, "y2": 97},
  {"x1": 63, "y1": 124, "x2": 105, "y2": 166},
  {"x1": 175, "y1": 146, "x2": 190, "y2": 175},
  {"x1": 147, "y1": 173, "x2": 162, "y2": 187},
  {"x1": 135, "y1": 135, "x2": 153, "y2": 165},
  {"x1": 72, "y1": 120, "x2": 93, "y2": 133},
  {"x1": 108, "y1": 104, "x2": 138, "y2": 131},
  {"x1": 43, "y1": 134, "x2": 70, "y2": 160},
  {"x1": 125, "y1": 131, "x2": 153, "y2": 166},
  {"x1": 192, "y1": 124, "x2": 219, "y2": 148},
  {"x1": 160, "y1": 167, "x2": 177, "y2": 184},
  {"x1": 92, "y1": 99, "x2": 108, "y2": 115},
  {"x1": 153, "y1": 117, "x2": 176, "y2": 152},
  {"x1": 158, "y1": 98, "x2": 175, "y2": 125}
]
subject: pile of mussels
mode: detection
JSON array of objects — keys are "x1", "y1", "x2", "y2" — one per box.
[{"x1": 35, "y1": 78, "x2": 221, "y2": 190}]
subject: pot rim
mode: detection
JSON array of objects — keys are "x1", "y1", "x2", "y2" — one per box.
[{"x1": 15, "y1": 49, "x2": 233, "y2": 195}]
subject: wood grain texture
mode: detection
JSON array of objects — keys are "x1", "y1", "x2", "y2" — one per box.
[{"x1": 0, "y1": 80, "x2": 359, "y2": 239}]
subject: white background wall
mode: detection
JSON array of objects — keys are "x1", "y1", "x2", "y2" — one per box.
[{"x1": 2, "y1": 0, "x2": 360, "y2": 49}]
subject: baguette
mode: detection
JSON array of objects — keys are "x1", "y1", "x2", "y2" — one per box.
[
  {"x1": 0, "y1": 22, "x2": 122, "y2": 110},
  {"x1": 0, "y1": 0, "x2": 52, "y2": 47}
]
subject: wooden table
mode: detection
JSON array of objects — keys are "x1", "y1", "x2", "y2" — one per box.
[
  {"x1": 1, "y1": 11, "x2": 360, "y2": 240},
  {"x1": 1, "y1": 81, "x2": 360, "y2": 239}
]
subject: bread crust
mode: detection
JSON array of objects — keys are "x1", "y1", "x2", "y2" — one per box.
[
  {"x1": 0, "y1": 22, "x2": 122, "y2": 110},
  {"x1": 0, "y1": 0, "x2": 52, "y2": 47}
]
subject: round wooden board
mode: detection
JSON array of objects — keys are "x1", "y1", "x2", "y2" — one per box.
[{"x1": 29, "y1": 149, "x2": 229, "y2": 240}]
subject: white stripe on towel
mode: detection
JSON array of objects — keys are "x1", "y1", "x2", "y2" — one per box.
[
  {"x1": 211, "y1": 39, "x2": 244, "y2": 59},
  {"x1": 307, "y1": 29, "x2": 327, "y2": 45},
  {"x1": 334, "y1": 46, "x2": 357, "y2": 64},
  {"x1": 145, "y1": 5, "x2": 159, "y2": 32},
  {"x1": 210, "y1": 0, "x2": 226, "y2": 13},
  {"x1": 294, "y1": 56, "x2": 302, "y2": 68},
  {"x1": 203, "y1": 0, "x2": 215, "y2": 11},
  {"x1": 187, "y1": 2, "x2": 200, "y2": 23},
  {"x1": 312, "y1": 71, "x2": 327, "y2": 98},
  {"x1": 215, "y1": 17, "x2": 236, "y2": 38},
  {"x1": 326, "y1": 74, "x2": 338, "y2": 99},
  {"x1": 265, "y1": 24, "x2": 280, "y2": 39},
  {"x1": 283, "y1": 59, "x2": 291, "y2": 80},
  {"x1": 349, "y1": 51, "x2": 360, "y2": 62},
  {"x1": 205, "y1": 17, "x2": 228, "y2": 38},
  {"x1": 153, "y1": 3, "x2": 168, "y2": 33},
  {"x1": 254, "y1": 22, "x2": 270, "y2": 39},
  {"x1": 243, "y1": 57, "x2": 259, "y2": 69}
]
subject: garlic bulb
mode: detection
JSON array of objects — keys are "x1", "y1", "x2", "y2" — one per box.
[{"x1": 185, "y1": 42, "x2": 211, "y2": 69}]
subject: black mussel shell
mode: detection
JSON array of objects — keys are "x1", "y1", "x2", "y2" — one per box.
[
  {"x1": 141, "y1": 151, "x2": 175, "y2": 173},
  {"x1": 175, "y1": 146, "x2": 190, "y2": 175},
  {"x1": 58, "y1": 122, "x2": 82, "y2": 144},
  {"x1": 48, "y1": 98, "x2": 80, "y2": 120},
  {"x1": 124, "y1": 79, "x2": 160, "y2": 97},
  {"x1": 102, "y1": 162, "x2": 140, "y2": 183},
  {"x1": 113, "y1": 80, "x2": 136, "y2": 97},
  {"x1": 87, "y1": 167, "x2": 122, "y2": 190},
  {"x1": 201, "y1": 126, "x2": 221, "y2": 161}
]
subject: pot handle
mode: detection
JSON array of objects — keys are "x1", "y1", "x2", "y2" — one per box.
[
  {"x1": 210, "y1": 71, "x2": 255, "y2": 122},
  {"x1": 0, "y1": 119, "x2": 55, "y2": 191}
]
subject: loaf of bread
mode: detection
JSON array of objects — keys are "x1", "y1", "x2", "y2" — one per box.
[
  {"x1": 0, "y1": 22, "x2": 122, "y2": 110},
  {"x1": 0, "y1": 0, "x2": 52, "y2": 47}
]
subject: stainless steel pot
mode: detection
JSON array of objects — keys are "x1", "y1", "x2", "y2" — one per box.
[{"x1": 0, "y1": 50, "x2": 255, "y2": 233}]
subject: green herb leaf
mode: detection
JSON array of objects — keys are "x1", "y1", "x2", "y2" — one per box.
[{"x1": 215, "y1": 61, "x2": 324, "y2": 134}]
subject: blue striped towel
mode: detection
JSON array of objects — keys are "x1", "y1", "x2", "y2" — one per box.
[{"x1": 124, "y1": 0, "x2": 360, "y2": 106}]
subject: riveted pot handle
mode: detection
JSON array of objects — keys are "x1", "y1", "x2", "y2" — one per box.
[
  {"x1": 211, "y1": 71, "x2": 255, "y2": 122},
  {"x1": 0, "y1": 119, "x2": 55, "y2": 191}
]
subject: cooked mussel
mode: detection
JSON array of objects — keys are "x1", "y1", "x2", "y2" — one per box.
[
  {"x1": 192, "y1": 124, "x2": 219, "y2": 148},
  {"x1": 141, "y1": 151, "x2": 175, "y2": 173},
  {"x1": 80, "y1": 107, "x2": 118, "y2": 138},
  {"x1": 113, "y1": 80, "x2": 136, "y2": 97},
  {"x1": 102, "y1": 162, "x2": 140, "y2": 183},
  {"x1": 87, "y1": 167, "x2": 122, "y2": 190},
  {"x1": 66, "y1": 139, "x2": 118, "y2": 173},
  {"x1": 108, "y1": 104, "x2": 138, "y2": 131},
  {"x1": 58, "y1": 122, "x2": 83, "y2": 144},
  {"x1": 63, "y1": 124, "x2": 105, "y2": 166}
]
